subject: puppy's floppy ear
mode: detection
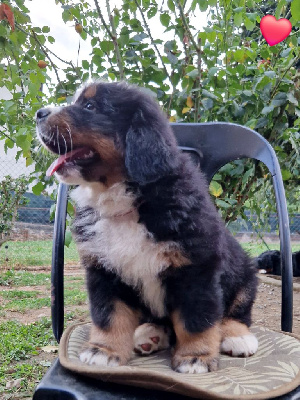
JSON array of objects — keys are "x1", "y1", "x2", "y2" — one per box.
[{"x1": 125, "y1": 110, "x2": 177, "y2": 185}]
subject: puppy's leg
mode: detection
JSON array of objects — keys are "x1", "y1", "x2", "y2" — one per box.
[
  {"x1": 221, "y1": 284, "x2": 258, "y2": 357},
  {"x1": 133, "y1": 323, "x2": 171, "y2": 355},
  {"x1": 171, "y1": 311, "x2": 221, "y2": 373},
  {"x1": 220, "y1": 318, "x2": 258, "y2": 357},
  {"x1": 80, "y1": 265, "x2": 140, "y2": 366},
  {"x1": 164, "y1": 265, "x2": 223, "y2": 373}
]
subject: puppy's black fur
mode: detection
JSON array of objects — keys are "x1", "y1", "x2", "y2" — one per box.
[{"x1": 36, "y1": 81, "x2": 258, "y2": 371}]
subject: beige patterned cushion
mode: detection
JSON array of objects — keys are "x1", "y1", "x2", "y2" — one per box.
[{"x1": 59, "y1": 323, "x2": 300, "y2": 399}]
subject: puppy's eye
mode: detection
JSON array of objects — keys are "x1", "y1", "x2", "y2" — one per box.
[{"x1": 84, "y1": 101, "x2": 95, "y2": 111}]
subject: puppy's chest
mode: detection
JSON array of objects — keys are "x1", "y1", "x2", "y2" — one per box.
[{"x1": 71, "y1": 185, "x2": 177, "y2": 317}]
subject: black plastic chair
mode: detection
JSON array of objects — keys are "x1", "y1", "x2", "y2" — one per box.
[{"x1": 33, "y1": 122, "x2": 295, "y2": 400}]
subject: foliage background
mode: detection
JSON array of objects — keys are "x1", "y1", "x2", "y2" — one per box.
[{"x1": 0, "y1": 0, "x2": 299, "y2": 228}]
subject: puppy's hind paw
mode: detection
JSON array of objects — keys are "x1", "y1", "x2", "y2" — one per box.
[
  {"x1": 134, "y1": 323, "x2": 170, "y2": 356},
  {"x1": 221, "y1": 334, "x2": 258, "y2": 357}
]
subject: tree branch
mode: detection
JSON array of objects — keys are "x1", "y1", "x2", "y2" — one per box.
[
  {"x1": 268, "y1": 104, "x2": 286, "y2": 143},
  {"x1": 271, "y1": 54, "x2": 300, "y2": 99},
  {"x1": 134, "y1": 0, "x2": 170, "y2": 80},
  {"x1": 0, "y1": 129, "x2": 16, "y2": 143},
  {"x1": 30, "y1": 30, "x2": 64, "y2": 90},
  {"x1": 94, "y1": 0, "x2": 124, "y2": 79},
  {"x1": 15, "y1": 22, "x2": 80, "y2": 80},
  {"x1": 174, "y1": 0, "x2": 200, "y2": 53},
  {"x1": 194, "y1": 37, "x2": 202, "y2": 122}
]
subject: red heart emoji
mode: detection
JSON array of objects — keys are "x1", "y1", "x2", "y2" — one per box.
[{"x1": 260, "y1": 15, "x2": 292, "y2": 46}]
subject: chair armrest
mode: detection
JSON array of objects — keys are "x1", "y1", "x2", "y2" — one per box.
[{"x1": 51, "y1": 183, "x2": 68, "y2": 343}]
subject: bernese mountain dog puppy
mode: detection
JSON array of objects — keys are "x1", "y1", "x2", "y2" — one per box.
[
  {"x1": 256, "y1": 249, "x2": 300, "y2": 276},
  {"x1": 36, "y1": 81, "x2": 258, "y2": 373}
]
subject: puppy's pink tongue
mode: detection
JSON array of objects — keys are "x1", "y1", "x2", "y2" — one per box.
[
  {"x1": 46, "y1": 154, "x2": 69, "y2": 176},
  {"x1": 46, "y1": 147, "x2": 91, "y2": 176}
]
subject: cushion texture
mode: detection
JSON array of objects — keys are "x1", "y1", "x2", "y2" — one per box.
[{"x1": 59, "y1": 323, "x2": 300, "y2": 399}]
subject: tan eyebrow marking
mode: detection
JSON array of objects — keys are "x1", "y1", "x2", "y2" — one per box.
[{"x1": 84, "y1": 84, "x2": 97, "y2": 99}]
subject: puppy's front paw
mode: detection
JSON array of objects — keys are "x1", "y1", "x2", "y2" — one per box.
[
  {"x1": 221, "y1": 334, "x2": 258, "y2": 357},
  {"x1": 79, "y1": 346, "x2": 121, "y2": 367},
  {"x1": 134, "y1": 323, "x2": 170, "y2": 355},
  {"x1": 172, "y1": 354, "x2": 218, "y2": 374}
]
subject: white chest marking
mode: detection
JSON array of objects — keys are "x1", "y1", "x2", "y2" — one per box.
[{"x1": 71, "y1": 183, "x2": 180, "y2": 318}]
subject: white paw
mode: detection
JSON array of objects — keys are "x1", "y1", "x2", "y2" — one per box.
[
  {"x1": 134, "y1": 323, "x2": 170, "y2": 355},
  {"x1": 221, "y1": 334, "x2": 258, "y2": 357},
  {"x1": 79, "y1": 348, "x2": 121, "y2": 367},
  {"x1": 258, "y1": 269, "x2": 267, "y2": 274},
  {"x1": 175, "y1": 359, "x2": 209, "y2": 374}
]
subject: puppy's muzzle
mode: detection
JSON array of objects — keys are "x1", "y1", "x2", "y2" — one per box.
[{"x1": 36, "y1": 107, "x2": 52, "y2": 122}]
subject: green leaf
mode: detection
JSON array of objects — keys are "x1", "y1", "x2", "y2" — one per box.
[
  {"x1": 261, "y1": 105, "x2": 274, "y2": 115},
  {"x1": 202, "y1": 98, "x2": 214, "y2": 110},
  {"x1": 82, "y1": 60, "x2": 89, "y2": 70},
  {"x1": 242, "y1": 167, "x2": 254, "y2": 184},
  {"x1": 167, "y1": 0, "x2": 175, "y2": 12},
  {"x1": 234, "y1": 12, "x2": 243, "y2": 27},
  {"x1": 216, "y1": 199, "x2": 231, "y2": 209},
  {"x1": 209, "y1": 181, "x2": 223, "y2": 197},
  {"x1": 291, "y1": 0, "x2": 300, "y2": 21},
  {"x1": 275, "y1": 0, "x2": 286, "y2": 19},
  {"x1": 287, "y1": 92, "x2": 298, "y2": 106},
  {"x1": 147, "y1": 6, "x2": 157, "y2": 18},
  {"x1": 233, "y1": 49, "x2": 247, "y2": 63},
  {"x1": 207, "y1": 31, "x2": 216, "y2": 43},
  {"x1": 5, "y1": 138, "x2": 14, "y2": 149},
  {"x1": 271, "y1": 92, "x2": 287, "y2": 107},
  {"x1": 232, "y1": 101, "x2": 244, "y2": 117},
  {"x1": 100, "y1": 40, "x2": 114, "y2": 52},
  {"x1": 255, "y1": 117, "x2": 268, "y2": 129},
  {"x1": 198, "y1": 0, "x2": 208, "y2": 11},
  {"x1": 64, "y1": 230, "x2": 72, "y2": 247},
  {"x1": 233, "y1": 7, "x2": 244, "y2": 12},
  {"x1": 16, "y1": 134, "x2": 31, "y2": 153},
  {"x1": 187, "y1": 69, "x2": 199, "y2": 79},
  {"x1": 245, "y1": 119, "x2": 257, "y2": 129},
  {"x1": 281, "y1": 48, "x2": 291, "y2": 58},
  {"x1": 208, "y1": 66, "x2": 218, "y2": 76},
  {"x1": 244, "y1": 17, "x2": 255, "y2": 31},
  {"x1": 160, "y1": 13, "x2": 171, "y2": 27},
  {"x1": 32, "y1": 182, "x2": 44, "y2": 196},
  {"x1": 281, "y1": 169, "x2": 292, "y2": 180},
  {"x1": 166, "y1": 51, "x2": 178, "y2": 64},
  {"x1": 202, "y1": 89, "x2": 219, "y2": 100},
  {"x1": 264, "y1": 71, "x2": 276, "y2": 78}
]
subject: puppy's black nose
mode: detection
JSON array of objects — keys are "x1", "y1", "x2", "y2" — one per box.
[{"x1": 36, "y1": 108, "x2": 51, "y2": 120}]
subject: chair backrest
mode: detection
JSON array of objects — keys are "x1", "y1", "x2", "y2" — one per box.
[
  {"x1": 171, "y1": 122, "x2": 279, "y2": 183},
  {"x1": 52, "y1": 122, "x2": 293, "y2": 343}
]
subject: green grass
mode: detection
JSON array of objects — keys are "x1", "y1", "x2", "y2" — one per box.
[
  {"x1": 0, "y1": 319, "x2": 53, "y2": 366},
  {"x1": 1, "y1": 297, "x2": 51, "y2": 312},
  {"x1": 242, "y1": 242, "x2": 300, "y2": 257},
  {"x1": 65, "y1": 288, "x2": 87, "y2": 306},
  {"x1": 0, "y1": 270, "x2": 51, "y2": 287},
  {"x1": 0, "y1": 274, "x2": 86, "y2": 313},
  {"x1": 1, "y1": 290, "x2": 40, "y2": 300},
  {"x1": 1, "y1": 239, "x2": 299, "y2": 269},
  {"x1": 0, "y1": 239, "x2": 79, "y2": 267},
  {"x1": 0, "y1": 318, "x2": 54, "y2": 395}
]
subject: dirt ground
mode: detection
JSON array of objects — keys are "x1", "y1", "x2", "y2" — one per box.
[
  {"x1": 2, "y1": 263, "x2": 300, "y2": 335},
  {"x1": 253, "y1": 274, "x2": 300, "y2": 335}
]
